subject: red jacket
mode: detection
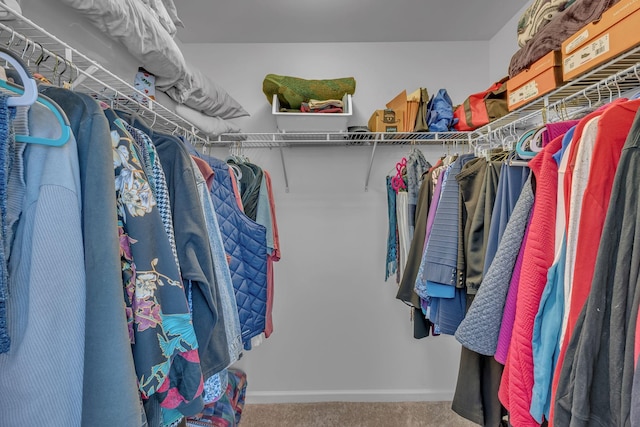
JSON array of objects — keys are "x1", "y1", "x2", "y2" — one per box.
[{"x1": 549, "y1": 99, "x2": 640, "y2": 425}]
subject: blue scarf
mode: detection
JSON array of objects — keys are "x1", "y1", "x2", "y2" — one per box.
[
  {"x1": 0, "y1": 94, "x2": 14, "y2": 354},
  {"x1": 385, "y1": 175, "x2": 398, "y2": 281}
]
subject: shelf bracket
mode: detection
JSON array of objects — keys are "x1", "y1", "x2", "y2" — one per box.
[
  {"x1": 364, "y1": 134, "x2": 380, "y2": 192},
  {"x1": 278, "y1": 140, "x2": 290, "y2": 193}
]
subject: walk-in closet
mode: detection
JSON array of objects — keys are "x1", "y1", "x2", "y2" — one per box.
[{"x1": 0, "y1": 0, "x2": 637, "y2": 426}]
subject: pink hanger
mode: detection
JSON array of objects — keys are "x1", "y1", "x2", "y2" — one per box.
[{"x1": 391, "y1": 157, "x2": 407, "y2": 193}]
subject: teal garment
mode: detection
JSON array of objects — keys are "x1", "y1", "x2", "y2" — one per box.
[
  {"x1": 385, "y1": 176, "x2": 398, "y2": 281},
  {"x1": 531, "y1": 234, "x2": 567, "y2": 423}
]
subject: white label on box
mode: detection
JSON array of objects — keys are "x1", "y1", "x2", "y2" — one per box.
[
  {"x1": 509, "y1": 81, "x2": 539, "y2": 106},
  {"x1": 566, "y1": 30, "x2": 590, "y2": 54},
  {"x1": 564, "y1": 33, "x2": 610, "y2": 73}
]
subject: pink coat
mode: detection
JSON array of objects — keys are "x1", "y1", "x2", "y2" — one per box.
[{"x1": 498, "y1": 134, "x2": 564, "y2": 427}]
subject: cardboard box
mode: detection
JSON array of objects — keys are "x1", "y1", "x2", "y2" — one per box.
[
  {"x1": 562, "y1": 0, "x2": 640, "y2": 80},
  {"x1": 507, "y1": 51, "x2": 563, "y2": 111},
  {"x1": 368, "y1": 109, "x2": 404, "y2": 133}
]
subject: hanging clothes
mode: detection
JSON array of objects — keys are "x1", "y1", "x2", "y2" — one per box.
[
  {"x1": 385, "y1": 175, "x2": 398, "y2": 282},
  {"x1": 39, "y1": 86, "x2": 145, "y2": 426},
  {"x1": 263, "y1": 170, "x2": 281, "y2": 339},
  {"x1": 451, "y1": 152, "x2": 508, "y2": 427},
  {"x1": 482, "y1": 163, "x2": 531, "y2": 277},
  {"x1": 405, "y1": 148, "x2": 431, "y2": 236},
  {"x1": 117, "y1": 111, "x2": 231, "y2": 379},
  {"x1": 0, "y1": 94, "x2": 86, "y2": 426},
  {"x1": 415, "y1": 154, "x2": 474, "y2": 300},
  {"x1": 396, "y1": 191, "x2": 411, "y2": 284},
  {"x1": 189, "y1": 160, "x2": 239, "y2": 410},
  {"x1": 554, "y1": 107, "x2": 640, "y2": 427},
  {"x1": 457, "y1": 153, "x2": 504, "y2": 294},
  {"x1": 499, "y1": 133, "x2": 564, "y2": 427},
  {"x1": 228, "y1": 158, "x2": 262, "y2": 221},
  {"x1": 495, "y1": 219, "x2": 531, "y2": 365},
  {"x1": 206, "y1": 155, "x2": 268, "y2": 351},
  {"x1": 104, "y1": 111, "x2": 205, "y2": 425},
  {"x1": 191, "y1": 157, "x2": 243, "y2": 366},
  {"x1": 455, "y1": 174, "x2": 534, "y2": 356},
  {"x1": 396, "y1": 166, "x2": 433, "y2": 307},
  {"x1": 528, "y1": 125, "x2": 576, "y2": 423}
]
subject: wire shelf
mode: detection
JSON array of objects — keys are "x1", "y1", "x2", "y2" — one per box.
[
  {"x1": 475, "y1": 44, "x2": 640, "y2": 139},
  {"x1": 4, "y1": 1, "x2": 639, "y2": 177},
  {"x1": 215, "y1": 131, "x2": 477, "y2": 148},
  {"x1": 0, "y1": 4, "x2": 210, "y2": 145}
]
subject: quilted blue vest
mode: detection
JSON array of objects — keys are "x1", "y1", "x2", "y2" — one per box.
[{"x1": 206, "y1": 156, "x2": 268, "y2": 350}]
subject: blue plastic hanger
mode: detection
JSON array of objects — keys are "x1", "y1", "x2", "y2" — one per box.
[
  {"x1": 0, "y1": 46, "x2": 71, "y2": 146},
  {"x1": 515, "y1": 127, "x2": 538, "y2": 160}
]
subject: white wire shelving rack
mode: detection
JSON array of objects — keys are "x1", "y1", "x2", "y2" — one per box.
[
  {"x1": 474, "y1": 44, "x2": 640, "y2": 144},
  {"x1": 219, "y1": 131, "x2": 478, "y2": 191},
  {"x1": 216, "y1": 129, "x2": 478, "y2": 188},
  {"x1": 219, "y1": 44, "x2": 640, "y2": 190},
  {"x1": 3, "y1": 1, "x2": 640, "y2": 190},
  {"x1": 0, "y1": 4, "x2": 212, "y2": 145}
]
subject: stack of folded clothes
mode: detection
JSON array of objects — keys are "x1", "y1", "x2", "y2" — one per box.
[{"x1": 300, "y1": 98, "x2": 344, "y2": 113}]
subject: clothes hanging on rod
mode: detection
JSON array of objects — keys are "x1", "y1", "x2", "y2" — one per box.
[
  {"x1": 0, "y1": 50, "x2": 278, "y2": 426},
  {"x1": 388, "y1": 143, "x2": 531, "y2": 424},
  {"x1": 384, "y1": 147, "x2": 431, "y2": 285},
  {"x1": 393, "y1": 95, "x2": 640, "y2": 426}
]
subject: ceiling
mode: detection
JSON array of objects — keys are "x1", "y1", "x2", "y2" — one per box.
[{"x1": 176, "y1": 0, "x2": 530, "y2": 44}]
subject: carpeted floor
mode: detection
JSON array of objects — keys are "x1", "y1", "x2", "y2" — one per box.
[{"x1": 239, "y1": 401, "x2": 478, "y2": 426}]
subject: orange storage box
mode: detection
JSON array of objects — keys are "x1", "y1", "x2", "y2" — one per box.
[
  {"x1": 507, "y1": 51, "x2": 563, "y2": 111},
  {"x1": 562, "y1": 0, "x2": 640, "y2": 81}
]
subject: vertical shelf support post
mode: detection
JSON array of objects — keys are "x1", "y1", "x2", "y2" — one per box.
[
  {"x1": 276, "y1": 135, "x2": 290, "y2": 193},
  {"x1": 364, "y1": 134, "x2": 380, "y2": 192}
]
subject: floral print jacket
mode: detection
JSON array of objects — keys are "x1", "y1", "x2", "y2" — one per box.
[{"x1": 110, "y1": 115, "x2": 204, "y2": 416}]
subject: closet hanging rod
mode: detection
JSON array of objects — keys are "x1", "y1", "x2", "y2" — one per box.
[{"x1": 0, "y1": 5, "x2": 211, "y2": 145}]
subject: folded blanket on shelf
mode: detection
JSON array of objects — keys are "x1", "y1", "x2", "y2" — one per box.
[
  {"x1": 509, "y1": 0, "x2": 618, "y2": 77},
  {"x1": 307, "y1": 98, "x2": 344, "y2": 109},
  {"x1": 300, "y1": 99, "x2": 344, "y2": 113},
  {"x1": 263, "y1": 74, "x2": 356, "y2": 110}
]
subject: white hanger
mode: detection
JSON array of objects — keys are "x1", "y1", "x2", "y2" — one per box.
[
  {"x1": 0, "y1": 45, "x2": 71, "y2": 146},
  {"x1": 0, "y1": 46, "x2": 37, "y2": 106}
]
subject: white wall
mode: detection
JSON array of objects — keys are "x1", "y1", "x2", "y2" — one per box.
[
  {"x1": 489, "y1": 2, "x2": 530, "y2": 82},
  {"x1": 183, "y1": 41, "x2": 489, "y2": 403}
]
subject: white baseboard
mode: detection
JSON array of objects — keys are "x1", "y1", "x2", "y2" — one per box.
[{"x1": 245, "y1": 389, "x2": 455, "y2": 404}]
